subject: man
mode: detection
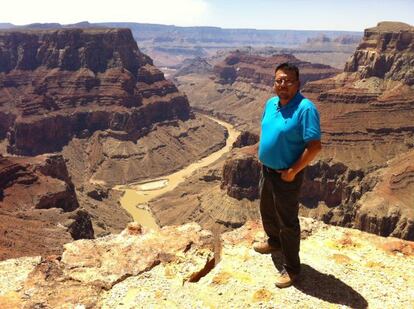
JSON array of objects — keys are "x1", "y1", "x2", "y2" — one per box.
[{"x1": 255, "y1": 62, "x2": 322, "y2": 288}]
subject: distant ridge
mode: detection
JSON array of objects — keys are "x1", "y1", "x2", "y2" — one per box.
[
  {"x1": 367, "y1": 21, "x2": 413, "y2": 31},
  {"x1": 3, "y1": 21, "x2": 362, "y2": 47},
  {"x1": 0, "y1": 23, "x2": 14, "y2": 29}
]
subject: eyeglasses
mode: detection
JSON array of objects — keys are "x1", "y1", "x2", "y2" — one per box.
[{"x1": 274, "y1": 79, "x2": 297, "y2": 86}]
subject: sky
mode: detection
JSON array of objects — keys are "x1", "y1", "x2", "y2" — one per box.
[{"x1": 1, "y1": 0, "x2": 413, "y2": 31}]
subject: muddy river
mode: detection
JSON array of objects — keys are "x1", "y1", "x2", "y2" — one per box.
[{"x1": 113, "y1": 116, "x2": 240, "y2": 230}]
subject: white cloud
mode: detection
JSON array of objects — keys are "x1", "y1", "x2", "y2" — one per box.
[{"x1": 0, "y1": 0, "x2": 210, "y2": 26}]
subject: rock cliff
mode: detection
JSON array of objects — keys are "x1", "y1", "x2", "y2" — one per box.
[
  {"x1": 177, "y1": 52, "x2": 339, "y2": 132},
  {"x1": 0, "y1": 154, "x2": 94, "y2": 260},
  {"x1": 232, "y1": 130, "x2": 259, "y2": 148},
  {"x1": 302, "y1": 22, "x2": 414, "y2": 168},
  {"x1": 221, "y1": 145, "x2": 261, "y2": 201},
  {"x1": 0, "y1": 28, "x2": 191, "y2": 155},
  {"x1": 214, "y1": 52, "x2": 339, "y2": 87},
  {"x1": 0, "y1": 28, "x2": 228, "y2": 257},
  {"x1": 344, "y1": 21, "x2": 414, "y2": 84},
  {"x1": 0, "y1": 29, "x2": 227, "y2": 186},
  {"x1": 173, "y1": 56, "x2": 213, "y2": 77}
]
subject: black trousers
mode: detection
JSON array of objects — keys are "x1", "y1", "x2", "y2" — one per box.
[{"x1": 259, "y1": 165, "x2": 304, "y2": 275}]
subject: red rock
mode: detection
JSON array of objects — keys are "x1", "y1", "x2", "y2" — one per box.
[
  {"x1": 0, "y1": 154, "x2": 94, "y2": 260},
  {"x1": 232, "y1": 131, "x2": 259, "y2": 148},
  {"x1": 344, "y1": 22, "x2": 414, "y2": 84},
  {"x1": 0, "y1": 28, "x2": 191, "y2": 155},
  {"x1": 302, "y1": 22, "x2": 414, "y2": 168},
  {"x1": 214, "y1": 52, "x2": 339, "y2": 87},
  {"x1": 221, "y1": 146, "x2": 261, "y2": 201}
]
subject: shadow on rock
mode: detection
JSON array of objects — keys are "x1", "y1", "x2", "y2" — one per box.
[{"x1": 271, "y1": 256, "x2": 368, "y2": 309}]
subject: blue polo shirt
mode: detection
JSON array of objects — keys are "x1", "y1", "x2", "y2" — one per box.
[{"x1": 258, "y1": 92, "x2": 321, "y2": 170}]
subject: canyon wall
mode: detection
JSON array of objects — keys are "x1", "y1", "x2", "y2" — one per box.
[
  {"x1": 0, "y1": 154, "x2": 94, "y2": 260},
  {"x1": 0, "y1": 28, "x2": 190, "y2": 155},
  {"x1": 0, "y1": 28, "x2": 228, "y2": 258},
  {"x1": 172, "y1": 22, "x2": 414, "y2": 240}
]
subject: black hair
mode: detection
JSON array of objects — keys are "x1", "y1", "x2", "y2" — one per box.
[{"x1": 274, "y1": 63, "x2": 299, "y2": 81}]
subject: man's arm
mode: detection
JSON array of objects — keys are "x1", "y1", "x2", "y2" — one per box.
[{"x1": 279, "y1": 140, "x2": 322, "y2": 182}]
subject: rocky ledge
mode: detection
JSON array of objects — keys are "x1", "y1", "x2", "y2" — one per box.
[{"x1": 0, "y1": 220, "x2": 412, "y2": 308}]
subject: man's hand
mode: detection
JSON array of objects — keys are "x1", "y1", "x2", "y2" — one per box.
[
  {"x1": 279, "y1": 140, "x2": 322, "y2": 182},
  {"x1": 277, "y1": 168, "x2": 296, "y2": 182}
]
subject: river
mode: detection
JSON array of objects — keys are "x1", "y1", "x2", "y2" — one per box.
[{"x1": 113, "y1": 116, "x2": 240, "y2": 230}]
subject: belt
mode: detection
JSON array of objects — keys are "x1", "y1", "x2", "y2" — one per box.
[
  {"x1": 263, "y1": 165, "x2": 305, "y2": 179},
  {"x1": 263, "y1": 165, "x2": 283, "y2": 173}
]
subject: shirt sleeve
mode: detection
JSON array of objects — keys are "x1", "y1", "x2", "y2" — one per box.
[
  {"x1": 261, "y1": 98, "x2": 271, "y2": 121},
  {"x1": 261, "y1": 107, "x2": 266, "y2": 121},
  {"x1": 301, "y1": 107, "x2": 321, "y2": 142}
]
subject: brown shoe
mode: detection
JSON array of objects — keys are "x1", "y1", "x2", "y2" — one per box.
[
  {"x1": 275, "y1": 270, "x2": 299, "y2": 288},
  {"x1": 253, "y1": 242, "x2": 281, "y2": 254}
]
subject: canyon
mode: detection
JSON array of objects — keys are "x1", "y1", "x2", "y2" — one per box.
[
  {"x1": 0, "y1": 28, "x2": 227, "y2": 259},
  {"x1": 163, "y1": 22, "x2": 414, "y2": 240},
  {"x1": 1, "y1": 21, "x2": 362, "y2": 69},
  {"x1": 0, "y1": 21, "x2": 413, "y2": 308}
]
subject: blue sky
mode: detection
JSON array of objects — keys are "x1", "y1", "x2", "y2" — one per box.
[{"x1": 1, "y1": 0, "x2": 413, "y2": 31}]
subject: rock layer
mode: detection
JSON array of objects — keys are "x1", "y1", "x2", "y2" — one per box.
[
  {"x1": 351, "y1": 150, "x2": 414, "y2": 240},
  {"x1": 0, "y1": 28, "x2": 228, "y2": 245},
  {"x1": 183, "y1": 22, "x2": 414, "y2": 240},
  {"x1": 0, "y1": 28, "x2": 191, "y2": 155},
  {"x1": 302, "y1": 22, "x2": 414, "y2": 168},
  {"x1": 0, "y1": 154, "x2": 94, "y2": 260},
  {"x1": 344, "y1": 21, "x2": 414, "y2": 84},
  {"x1": 221, "y1": 145, "x2": 261, "y2": 200},
  {"x1": 214, "y1": 52, "x2": 339, "y2": 87}
]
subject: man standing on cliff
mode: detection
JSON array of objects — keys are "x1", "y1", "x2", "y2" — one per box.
[{"x1": 255, "y1": 63, "x2": 322, "y2": 288}]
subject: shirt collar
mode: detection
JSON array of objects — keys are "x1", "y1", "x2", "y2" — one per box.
[{"x1": 276, "y1": 92, "x2": 302, "y2": 110}]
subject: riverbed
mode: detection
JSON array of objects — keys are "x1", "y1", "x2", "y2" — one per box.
[{"x1": 113, "y1": 116, "x2": 240, "y2": 230}]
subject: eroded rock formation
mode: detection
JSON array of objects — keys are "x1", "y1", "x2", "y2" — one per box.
[
  {"x1": 302, "y1": 22, "x2": 414, "y2": 168},
  {"x1": 0, "y1": 28, "x2": 190, "y2": 155},
  {"x1": 351, "y1": 150, "x2": 414, "y2": 239},
  {"x1": 173, "y1": 56, "x2": 213, "y2": 77},
  {"x1": 232, "y1": 130, "x2": 259, "y2": 148},
  {"x1": 177, "y1": 52, "x2": 339, "y2": 132},
  {"x1": 344, "y1": 21, "x2": 414, "y2": 84},
  {"x1": 0, "y1": 28, "x2": 228, "y2": 258},
  {"x1": 214, "y1": 52, "x2": 339, "y2": 87},
  {"x1": 221, "y1": 145, "x2": 261, "y2": 200},
  {"x1": 0, "y1": 154, "x2": 94, "y2": 260}
]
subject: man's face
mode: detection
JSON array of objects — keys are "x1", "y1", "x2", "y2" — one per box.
[{"x1": 273, "y1": 69, "x2": 300, "y2": 103}]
